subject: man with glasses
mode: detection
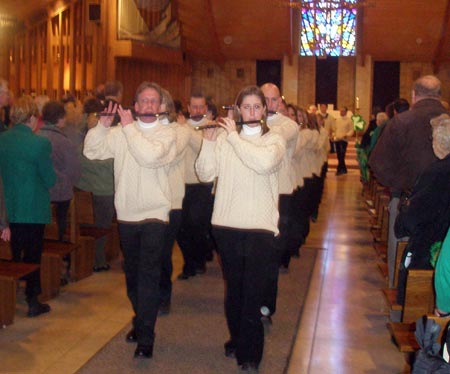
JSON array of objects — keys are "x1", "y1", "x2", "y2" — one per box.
[{"x1": 84, "y1": 81, "x2": 177, "y2": 359}]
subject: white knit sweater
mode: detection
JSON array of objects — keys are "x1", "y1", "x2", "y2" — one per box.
[
  {"x1": 293, "y1": 129, "x2": 320, "y2": 187},
  {"x1": 267, "y1": 113, "x2": 299, "y2": 195},
  {"x1": 184, "y1": 118, "x2": 205, "y2": 184},
  {"x1": 195, "y1": 130, "x2": 285, "y2": 235},
  {"x1": 83, "y1": 121, "x2": 176, "y2": 222},
  {"x1": 163, "y1": 122, "x2": 190, "y2": 210}
]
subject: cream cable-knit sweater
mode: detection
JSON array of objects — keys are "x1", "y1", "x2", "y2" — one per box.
[
  {"x1": 267, "y1": 113, "x2": 299, "y2": 195},
  {"x1": 165, "y1": 122, "x2": 190, "y2": 210},
  {"x1": 184, "y1": 119, "x2": 205, "y2": 184},
  {"x1": 293, "y1": 128, "x2": 320, "y2": 188},
  {"x1": 83, "y1": 121, "x2": 177, "y2": 222},
  {"x1": 312, "y1": 127, "x2": 330, "y2": 176},
  {"x1": 195, "y1": 130, "x2": 285, "y2": 235}
]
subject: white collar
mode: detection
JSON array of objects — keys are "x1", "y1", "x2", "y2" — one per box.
[
  {"x1": 242, "y1": 125, "x2": 261, "y2": 136},
  {"x1": 159, "y1": 118, "x2": 170, "y2": 125},
  {"x1": 137, "y1": 118, "x2": 159, "y2": 129}
]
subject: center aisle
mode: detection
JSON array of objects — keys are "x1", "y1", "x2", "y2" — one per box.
[{"x1": 288, "y1": 170, "x2": 409, "y2": 373}]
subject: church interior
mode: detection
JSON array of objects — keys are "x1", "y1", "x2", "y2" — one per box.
[{"x1": 0, "y1": 0, "x2": 449, "y2": 373}]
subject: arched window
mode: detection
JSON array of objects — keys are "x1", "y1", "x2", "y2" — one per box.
[{"x1": 300, "y1": 0, "x2": 357, "y2": 57}]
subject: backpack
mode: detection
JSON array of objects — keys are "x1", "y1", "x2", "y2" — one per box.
[{"x1": 412, "y1": 317, "x2": 450, "y2": 374}]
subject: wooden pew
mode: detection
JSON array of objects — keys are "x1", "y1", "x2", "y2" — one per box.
[
  {"x1": 383, "y1": 269, "x2": 435, "y2": 323},
  {"x1": 0, "y1": 239, "x2": 79, "y2": 301},
  {"x1": 40, "y1": 240, "x2": 79, "y2": 301},
  {"x1": 0, "y1": 260, "x2": 40, "y2": 326},
  {"x1": 387, "y1": 315, "x2": 450, "y2": 352}
]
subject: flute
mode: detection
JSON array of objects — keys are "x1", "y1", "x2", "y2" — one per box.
[
  {"x1": 268, "y1": 110, "x2": 277, "y2": 115},
  {"x1": 96, "y1": 111, "x2": 169, "y2": 118},
  {"x1": 222, "y1": 105, "x2": 235, "y2": 110},
  {"x1": 194, "y1": 119, "x2": 264, "y2": 130}
]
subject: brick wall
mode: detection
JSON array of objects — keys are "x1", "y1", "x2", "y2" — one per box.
[{"x1": 191, "y1": 60, "x2": 256, "y2": 107}]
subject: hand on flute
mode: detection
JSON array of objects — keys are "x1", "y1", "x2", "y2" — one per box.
[
  {"x1": 99, "y1": 101, "x2": 117, "y2": 128},
  {"x1": 219, "y1": 117, "x2": 237, "y2": 135},
  {"x1": 117, "y1": 105, "x2": 134, "y2": 127}
]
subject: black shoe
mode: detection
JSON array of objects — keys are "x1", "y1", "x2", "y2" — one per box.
[
  {"x1": 241, "y1": 362, "x2": 259, "y2": 374},
  {"x1": 126, "y1": 328, "x2": 137, "y2": 343},
  {"x1": 224, "y1": 340, "x2": 236, "y2": 358},
  {"x1": 93, "y1": 264, "x2": 110, "y2": 272},
  {"x1": 158, "y1": 302, "x2": 171, "y2": 316},
  {"x1": 27, "y1": 302, "x2": 51, "y2": 317},
  {"x1": 177, "y1": 271, "x2": 195, "y2": 280},
  {"x1": 134, "y1": 344, "x2": 153, "y2": 359}
]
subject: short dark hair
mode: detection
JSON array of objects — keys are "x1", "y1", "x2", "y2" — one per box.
[
  {"x1": 104, "y1": 80, "x2": 123, "y2": 99},
  {"x1": 83, "y1": 97, "x2": 104, "y2": 114},
  {"x1": 393, "y1": 98, "x2": 410, "y2": 114},
  {"x1": 42, "y1": 100, "x2": 66, "y2": 124}
]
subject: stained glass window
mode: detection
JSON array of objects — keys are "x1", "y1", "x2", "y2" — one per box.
[{"x1": 300, "y1": 0, "x2": 357, "y2": 57}]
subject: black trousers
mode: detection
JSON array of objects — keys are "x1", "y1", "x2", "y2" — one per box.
[
  {"x1": 177, "y1": 183, "x2": 214, "y2": 274},
  {"x1": 10, "y1": 223, "x2": 45, "y2": 301},
  {"x1": 118, "y1": 221, "x2": 167, "y2": 346},
  {"x1": 213, "y1": 226, "x2": 277, "y2": 366},
  {"x1": 334, "y1": 140, "x2": 348, "y2": 173},
  {"x1": 159, "y1": 209, "x2": 182, "y2": 305}
]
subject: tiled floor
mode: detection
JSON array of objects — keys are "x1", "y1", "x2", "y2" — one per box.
[{"x1": 0, "y1": 170, "x2": 410, "y2": 374}]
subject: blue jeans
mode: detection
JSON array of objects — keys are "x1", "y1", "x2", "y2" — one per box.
[{"x1": 119, "y1": 221, "x2": 167, "y2": 346}]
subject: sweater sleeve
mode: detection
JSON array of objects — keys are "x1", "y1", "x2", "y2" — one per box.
[
  {"x1": 226, "y1": 131, "x2": 285, "y2": 175},
  {"x1": 195, "y1": 138, "x2": 218, "y2": 182},
  {"x1": 0, "y1": 174, "x2": 8, "y2": 229},
  {"x1": 64, "y1": 138, "x2": 82, "y2": 186},
  {"x1": 38, "y1": 138, "x2": 57, "y2": 189},
  {"x1": 83, "y1": 124, "x2": 116, "y2": 161},
  {"x1": 122, "y1": 125, "x2": 177, "y2": 168}
]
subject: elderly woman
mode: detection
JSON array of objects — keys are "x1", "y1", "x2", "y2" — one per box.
[
  {"x1": 38, "y1": 101, "x2": 81, "y2": 241},
  {"x1": 395, "y1": 113, "x2": 450, "y2": 305},
  {"x1": 432, "y1": 114, "x2": 450, "y2": 316},
  {"x1": 0, "y1": 95, "x2": 56, "y2": 317}
]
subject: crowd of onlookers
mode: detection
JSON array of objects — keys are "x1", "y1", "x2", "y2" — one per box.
[{"x1": 358, "y1": 75, "x2": 450, "y2": 319}]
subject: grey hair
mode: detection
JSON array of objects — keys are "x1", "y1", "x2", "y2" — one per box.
[{"x1": 431, "y1": 114, "x2": 450, "y2": 154}]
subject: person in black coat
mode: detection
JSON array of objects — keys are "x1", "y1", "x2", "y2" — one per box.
[{"x1": 395, "y1": 113, "x2": 450, "y2": 304}]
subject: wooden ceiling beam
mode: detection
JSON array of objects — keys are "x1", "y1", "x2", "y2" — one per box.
[{"x1": 433, "y1": 0, "x2": 450, "y2": 73}]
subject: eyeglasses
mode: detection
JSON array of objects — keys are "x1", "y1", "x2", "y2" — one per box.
[
  {"x1": 138, "y1": 98, "x2": 159, "y2": 106},
  {"x1": 240, "y1": 104, "x2": 264, "y2": 111}
]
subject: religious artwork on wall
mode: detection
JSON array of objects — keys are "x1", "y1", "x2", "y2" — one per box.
[
  {"x1": 117, "y1": 0, "x2": 180, "y2": 49},
  {"x1": 300, "y1": 0, "x2": 357, "y2": 57}
]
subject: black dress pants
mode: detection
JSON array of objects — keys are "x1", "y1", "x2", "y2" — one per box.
[
  {"x1": 335, "y1": 140, "x2": 348, "y2": 173},
  {"x1": 118, "y1": 221, "x2": 167, "y2": 346},
  {"x1": 213, "y1": 227, "x2": 277, "y2": 366},
  {"x1": 177, "y1": 183, "x2": 214, "y2": 274},
  {"x1": 159, "y1": 209, "x2": 182, "y2": 305},
  {"x1": 10, "y1": 223, "x2": 45, "y2": 301}
]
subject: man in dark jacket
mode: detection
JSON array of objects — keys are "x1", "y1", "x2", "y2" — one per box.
[{"x1": 369, "y1": 75, "x2": 450, "y2": 290}]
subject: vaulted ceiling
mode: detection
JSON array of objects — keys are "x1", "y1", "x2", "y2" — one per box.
[{"x1": 1, "y1": 0, "x2": 449, "y2": 69}]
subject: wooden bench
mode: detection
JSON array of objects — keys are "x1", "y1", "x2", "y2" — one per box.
[
  {"x1": 40, "y1": 240, "x2": 80, "y2": 301},
  {"x1": 44, "y1": 192, "x2": 112, "y2": 281},
  {"x1": 383, "y1": 268, "x2": 435, "y2": 323},
  {"x1": 387, "y1": 315, "x2": 450, "y2": 352},
  {"x1": 0, "y1": 260, "x2": 40, "y2": 326}
]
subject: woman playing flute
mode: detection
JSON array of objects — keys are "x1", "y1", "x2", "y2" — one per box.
[{"x1": 195, "y1": 86, "x2": 285, "y2": 374}]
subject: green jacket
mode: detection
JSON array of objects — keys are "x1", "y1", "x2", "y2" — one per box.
[{"x1": 0, "y1": 124, "x2": 56, "y2": 223}]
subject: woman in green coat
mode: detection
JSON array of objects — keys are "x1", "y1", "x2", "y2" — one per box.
[{"x1": 0, "y1": 95, "x2": 56, "y2": 317}]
